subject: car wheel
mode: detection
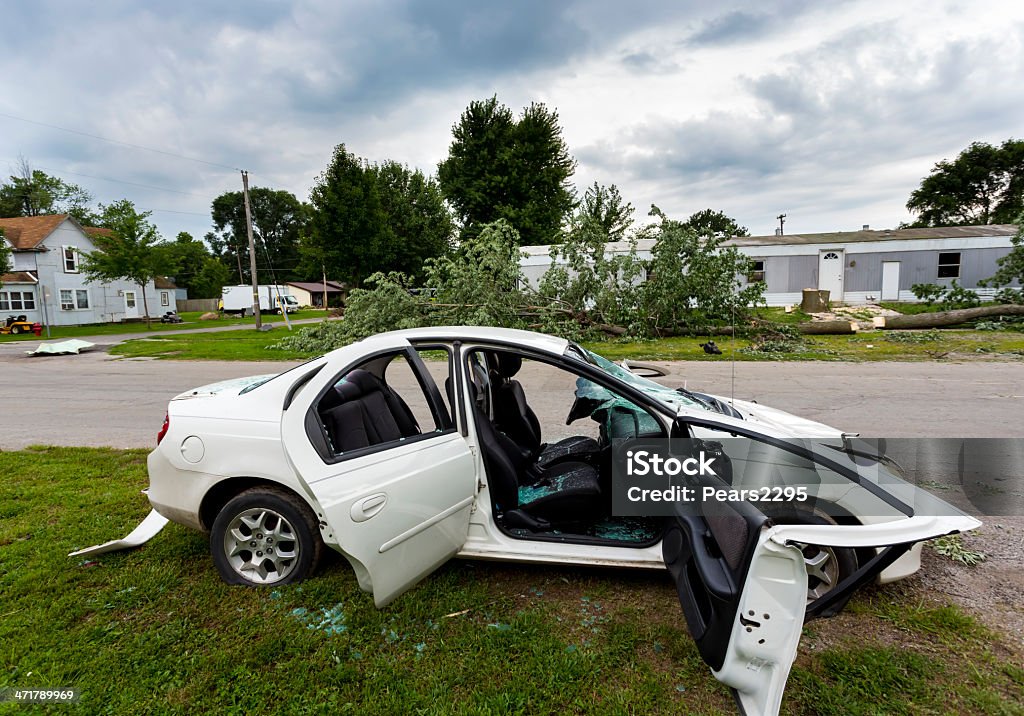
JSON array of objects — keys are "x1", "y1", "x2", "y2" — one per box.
[
  {"x1": 768, "y1": 509, "x2": 858, "y2": 604},
  {"x1": 210, "y1": 487, "x2": 324, "y2": 586}
]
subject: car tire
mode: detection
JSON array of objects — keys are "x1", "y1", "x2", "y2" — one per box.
[
  {"x1": 210, "y1": 487, "x2": 324, "y2": 586},
  {"x1": 766, "y1": 508, "x2": 858, "y2": 604},
  {"x1": 10, "y1": 325, "x2": 20, "y2": 334}
]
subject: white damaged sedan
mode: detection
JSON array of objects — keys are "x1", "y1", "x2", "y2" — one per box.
[{"x1": 76, "y1": 326, "x2": 979, "y2": 716}]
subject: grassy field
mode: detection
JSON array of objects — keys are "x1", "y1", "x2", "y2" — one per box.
[
  {"x1": 1, "y1": 447, "x2": 1021, "y2": 715},
  {"x1": 0, "y1": 310, "x2": 329, "y2": 343},
  {"x1": 109, "y1": 325, "x2": 1024, "y2": 363}
]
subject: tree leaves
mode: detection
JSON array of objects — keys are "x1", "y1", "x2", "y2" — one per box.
[
  {"x1": 438, "y1": 96, "x2": 576, "y2": 246},
  {"x1": 906, "y1": 139, "x2": 1024, "y2": 226}
]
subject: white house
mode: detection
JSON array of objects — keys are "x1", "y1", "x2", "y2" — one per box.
[
  {"x1": 520, "y1": 225, "x2": 1020, "y2": 306},
  {"x1": 0, "y1": 214, "x2": 177, "y2": 326}
]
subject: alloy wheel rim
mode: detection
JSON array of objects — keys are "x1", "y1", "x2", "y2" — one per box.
[
  {"x1": 223, "y1": 508, "x2": 298, "y2": 584},
  {"x1": 795, "y1": 542, "x2": 841, "y2": 601}
]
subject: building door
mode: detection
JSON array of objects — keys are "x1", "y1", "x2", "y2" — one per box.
[
  {"x1": 817, "y1": 250, "x2": 844, "y2": 301},
  {"x1": 124, "y1": 291, "x2": 139, "y2": 319},
  {"x1": 881, "y1": 261, "x2": 901, "y2": 301}
]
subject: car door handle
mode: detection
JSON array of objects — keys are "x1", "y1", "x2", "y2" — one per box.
[{"x1": 350, "y1": 493, "x2": 388, "y2": 522}]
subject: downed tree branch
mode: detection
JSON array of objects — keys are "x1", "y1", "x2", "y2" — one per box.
[
  {"x1": 882, "y1": 304, "x2": 1024, "y2": 329},
  {"x1": 796, "y1": 320, "x2": 859, "y2": 335}
]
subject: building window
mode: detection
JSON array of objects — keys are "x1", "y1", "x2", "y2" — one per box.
[
  {"x1": 63, "y1": 246, "x2": 79, "y2": 273},
  {"x1": 0, "y1": 291, "x2": 36, "y2": 311},
  {"x1": 161, "y1": 291, "x2": 169, "y2": 306},
  {"x1": 747, "y1": 259, "x2": 766, "y2": 283},
  {"x1": 59, "y1": 289, "x2": 90, "y2": 310},
  {"x1": 937, "y1": 252, "x2": 961, "y2": 279}
]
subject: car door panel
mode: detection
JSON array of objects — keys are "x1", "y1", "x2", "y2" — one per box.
[
  {"x1": 666, "y1": 420, "x2": 981, "y2": 715},
  {"x1": 281, "y1": 340, "x2": 477, "y2": 608}
]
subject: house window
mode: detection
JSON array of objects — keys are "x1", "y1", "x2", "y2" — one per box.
[
  {"x1": 59, "y1": 289, "x2": 90, "y2": 310},
  {"x1": 63, "y1": 246, "x2": 79, "y2": 273},
  {"x1": 0, "y1": 291, "x2": 35, "y2": 311},
  {"x1": 747, "y1": 259, "x2": 766, "y2": 283},
  {"x1": 161, "y1": 291, "x2": 169, "y2": 306},
  {"x1": 937, "y1": 252, "x2": 961, "y2": 279}
]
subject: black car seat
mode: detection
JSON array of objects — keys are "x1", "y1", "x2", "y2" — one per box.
[
  {"x1": 468, "y1": 377, "x2": 602, "y2": 529},
  {"x1": 489, "y1": 351, "x2": 601, "y2": 468},
  {"x1": 321, "y1": 369, "x2": 420, "y2": 452}
]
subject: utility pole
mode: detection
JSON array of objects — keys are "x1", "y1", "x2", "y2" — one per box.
[
  {"x1": 322, "y1": 264, "x2": 328, "y2": 312},
  {"x1": 241, "y1": 170, "x2": 261, "y2": 329},
  {"x1": 776, "y1": 213, "x2": 787, "y2": 236}
]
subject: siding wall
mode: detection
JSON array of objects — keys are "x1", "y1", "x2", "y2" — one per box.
[{"x1": 5, "y1": 221, "x2": 176, "y2": 326}]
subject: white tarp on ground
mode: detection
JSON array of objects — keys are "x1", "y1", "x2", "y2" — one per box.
[{"x1": 26, "y1": 339, "x2": 96, "y2": 355}]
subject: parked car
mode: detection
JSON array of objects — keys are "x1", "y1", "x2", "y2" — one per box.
[{"x1": 75, "y1": 326, "x2": 978, "y2": 715}]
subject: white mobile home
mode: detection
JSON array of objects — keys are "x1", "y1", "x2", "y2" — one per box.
[{"x1": 520, "y1": 225, "x2": 1019, "y2": 306}]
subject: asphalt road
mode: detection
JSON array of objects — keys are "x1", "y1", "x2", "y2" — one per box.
[{"x1": 2, "y1": 348, "x2": 1022, "y2": 450}]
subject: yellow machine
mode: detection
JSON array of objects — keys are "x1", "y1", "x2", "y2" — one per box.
[{"x1": 1, "y1": 314, "x2": 36, "y2": 335}]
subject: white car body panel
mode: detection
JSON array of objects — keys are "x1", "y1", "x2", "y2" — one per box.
[{"x1": 715, "y1": 514, "x2": 980, "y2": 716}]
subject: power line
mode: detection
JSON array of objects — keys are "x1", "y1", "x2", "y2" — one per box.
[
  {"x1": 0, "y1": 111, "x2": 242, "y2": 172},
  {"x1": 42, "y1": 166, "x2": 212, "y2": 198}
]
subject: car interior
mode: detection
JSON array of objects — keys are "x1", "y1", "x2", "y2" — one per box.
[
  {"x1": 309, "y1": 350, "x2": 450, "y2": 461},
  {"x1": 305, "y1": 345, "x2": 666, "y2": 547},
  {"x1": 467, "y1": 349, "x2": 667, "y2": 547}
]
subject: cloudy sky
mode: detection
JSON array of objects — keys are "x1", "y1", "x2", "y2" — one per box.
[{"x1": 2, "y1": 0, "x2": 1022, "y2": 242}]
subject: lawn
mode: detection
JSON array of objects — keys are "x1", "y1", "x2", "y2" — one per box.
[
  {"x1": 0, "y1": 310, "x2": 329, "y2": 343},
  {"x1": 109, "y1": 325, "x2": 1024, "y2": 363},
  {"x1": 1, "y1": 447, "x2": 1020, "y2": 714}
]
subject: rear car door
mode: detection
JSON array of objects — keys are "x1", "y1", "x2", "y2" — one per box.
[
  {"x1": 663, "y1": 420, "x2": 980, "y2": 715},
  {"x1": 281, "y1": 342, "x2": 476, "y2": 607}
]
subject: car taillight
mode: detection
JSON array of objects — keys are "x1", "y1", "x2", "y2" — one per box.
[{"x1": 157, "y1": 412, "x2": 170, "y2": 445}]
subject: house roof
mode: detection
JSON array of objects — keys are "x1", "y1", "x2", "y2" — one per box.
[
  {"x1": 0, "y1": 214, "x2": 112, "y2": 250},
  {"x1": 0, "y1": 271, "x2": 38, "y2": 284},
  {"x1": 0, "y1": 215, "x2": 70, "y2": 250},
  {"x1": 723, "y1": 224, "x2": 1019, "y2": 247},
  {"x1": 154, "y1": 276, "x2": 177, "y2": 289},
  {"x1": 520, "y1": 224, "x2": 1020, "y2": 257},
  {"x1": 287, "y1": 280, "x2": 348, "y2": 293}
]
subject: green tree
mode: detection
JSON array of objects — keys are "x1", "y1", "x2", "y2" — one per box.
[
  {"x1": 304, "y1": 144, "x2": 389, "y2": 288},
  {"x1": 979, "y1": 212, "x2": 1024, "y2": 302},
  {"x1": 164, "y1": 232, "x2": 230, "y2": 299},
  {"x1": 81, "y1": 200, "x2": 173, "y2": 327},
  {"x1": 682, "y1": 209, "x2": 750, "y2": 239},
  {"x1": 0, "y1": 159, "x2": 96, "y2": 223},
  {"x1": 574, "y1": 182, "x2": 634, "y2": 242},
  {"x1": 304, "y1": 146, "x2": 454, "y2": 286},
  {"x1": 0, "y1": 228, "x2": 11, "y2": 287},
  {"x1": 906, "y1": 139, "x2": 1024, "y2": 226},
  {"x1": 208, "y1": 187, "x2": 308, "y2": 284},
  {"x1": 438, "y1": 96, "x2": 576, "y2": 246},
  {"x1": 368, "y1": 160, "x2": 455, "y2": 279},
  {"x1": 638, "y1": 207, "x2": 762, "y2": 334}
]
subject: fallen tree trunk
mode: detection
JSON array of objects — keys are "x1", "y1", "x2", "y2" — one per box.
[
  {"x1": 882, "y1": 304, "x2": 1024, "y2": 329},
  {"x1": 796, "y1": 320, "x2": 858, "y2": 335}
]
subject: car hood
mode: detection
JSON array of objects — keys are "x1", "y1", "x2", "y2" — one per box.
[
  {"x1": 626, "y1": 379, "x2": 843, "y2": 438},
  {"x1": 172, "y1": 374, "x2": 276, "y2": 400}
]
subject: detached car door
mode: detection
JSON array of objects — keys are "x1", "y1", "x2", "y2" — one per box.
[
  {"x1": 663, "y1": 419, "x2": 980, "y2": 715},
  {"x1": 281, "y1": 343, "x2": 476, "y2": 607}
]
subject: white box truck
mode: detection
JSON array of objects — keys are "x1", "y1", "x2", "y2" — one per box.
[{"x1": 221, "y1": 285, "x2": 300, "y2": 316}]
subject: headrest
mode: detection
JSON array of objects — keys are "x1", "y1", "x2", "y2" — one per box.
[
  {"x1": 494, "y1": 352, "x2": 522, "y2": 378},
  {"x1": 335, "y1": 369, "x2": 381, "y2": 401}
]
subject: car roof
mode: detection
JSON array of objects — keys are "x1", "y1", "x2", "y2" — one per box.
[{"x1": 372, "y1": 326, "x2": 571, "y2": 355}]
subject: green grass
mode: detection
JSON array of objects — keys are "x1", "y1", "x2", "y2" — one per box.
[
  {"x1": 584, "y1": 330, "x2": 1024, "y2": 363},
  {"x1": 111, "y1": 329, "x2": 317, "y2": 361},
  {"x1": 1, "y1": 447, "x2": 1021, "y2": 714},
  {"x1": 877, "y1": 301, "x2": 1001, "y2": 315},
  {"x1": 0, "y1": 310, "x2": 329, "y2": 343},
  {"x1": 109, "y1": 325, "x2": 1024, "y2": 362}
]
